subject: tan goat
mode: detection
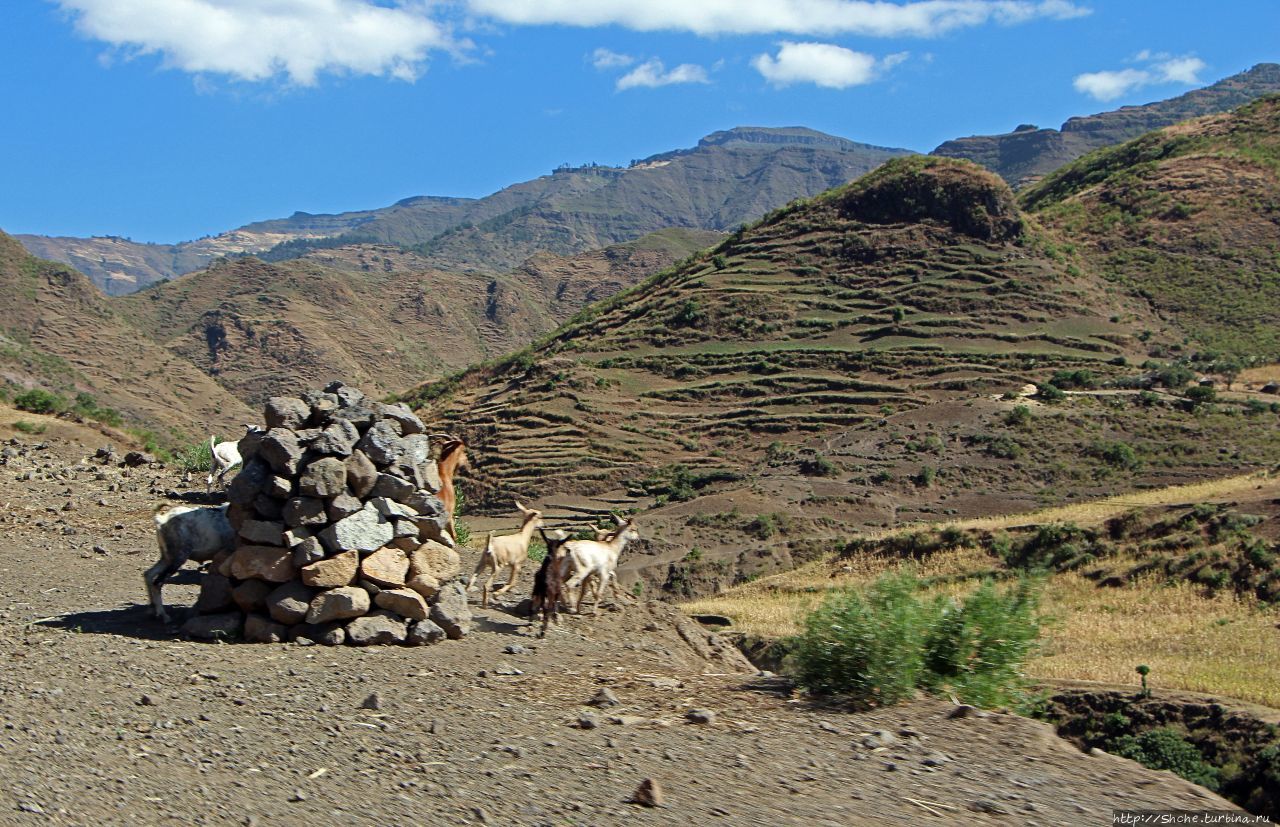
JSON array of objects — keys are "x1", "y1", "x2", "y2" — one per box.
[{"x1": 467, "y1": 501, "x2": 543, "y2": 607}]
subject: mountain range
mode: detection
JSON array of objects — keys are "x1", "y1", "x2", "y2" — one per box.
[{"x1": 14, "y1": 63, "x2": 1280, "y2": 300}]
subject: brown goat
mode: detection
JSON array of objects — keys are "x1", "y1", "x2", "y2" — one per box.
[{"x1": 431, "y1": 433, "x2": 468, "y2": 542}]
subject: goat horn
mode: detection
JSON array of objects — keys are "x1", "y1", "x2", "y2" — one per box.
[{"x1": 611, "y1": 513, "x2": 626, "y2": 526}]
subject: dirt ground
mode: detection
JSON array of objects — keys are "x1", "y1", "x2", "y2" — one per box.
[{"x1": 0, "y1": 411, "x2": 1246, "y2": 825}]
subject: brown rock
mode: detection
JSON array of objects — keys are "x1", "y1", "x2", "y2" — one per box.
[
  {"x1": 305, "y1": 586, "x2": 370, "y2": 624},
  {"x1": 229, "y1": 546, "x2": 296, "y2": 583},
  {"x1": 345, "y1": 450, "x2": 378, "y2": 499},
  {"x1": 374, "y1": 588, "x2": 429, "y2": 620},
  {"x1": 405, "y1": 572, "x2": 441, "y2": 601},
  {"x1": 361, "y1": 547, "x2": 409, "y2": 588},
  {"x1": 409, "y1": 540, "x2": 461, "y2": 582},
  {"x1": 266, "y1": 580, "x2": 315, "y2": 625},
  {"x1": 629, "y1": 778, "x2": 664, "y2": 808},
  {"x1": 244, "y1": 613, "x2": 288, "y2": 643},
  {"x1": 195, "y1": 573, "x2": 234, "y2": 614},
  {"x1": 300, "y1": 550, "x2": 359, "y2": 588},
  {"x1": 231, "y1": 578, "x2": 273, "y2": 613}
]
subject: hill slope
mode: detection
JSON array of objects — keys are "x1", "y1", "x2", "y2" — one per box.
[
  {"x1": 0, "y1": 231, "x2": 253, "y2": 438},
  {"x1": 116, "y1": 229, "x2": 718, "y2": 406},
  {"x1": 933, "y1": 63, "x2": 1280, "y2": 187},
  {"x1": 406, "y1": 133, "x2": 1280, "y2": 589},
  {"x1": 1022, "y1": 95, "x2": 1280, "y2": 359}
]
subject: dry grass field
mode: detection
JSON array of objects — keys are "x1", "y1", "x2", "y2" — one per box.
[{"x1": 685, "y1": 472, "x2": 1280, "y2": 707}]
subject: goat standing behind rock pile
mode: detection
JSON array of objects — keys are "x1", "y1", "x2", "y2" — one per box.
[{"x1": 166, "y1": 381, "x2": 472, "y2": 646}]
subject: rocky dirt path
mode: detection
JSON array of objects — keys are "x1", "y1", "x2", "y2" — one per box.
[{"x1": 0, "y1": 416, "x2": 1243, "y2": 825}]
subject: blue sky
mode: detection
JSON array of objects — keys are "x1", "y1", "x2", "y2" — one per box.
[{"x1": 1, "y1": 1, "x2": 1276, "y2": 244}]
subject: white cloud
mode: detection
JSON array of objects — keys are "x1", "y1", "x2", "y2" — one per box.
[
  {"x1": 591, "y1": 48, "x2": 635, "y2": 69},
  {"x1": 56, "y1": 0, "x2": 463, "y2": 86},
  {"x1": 468, "y1": 0, "x2": 1089, "y2": 37},
  {"x1": 615, "y1": 58, "x2": 709, "y2": 90},
  {"x1": 1073, "y1": 52, "x2": 1207, "y2": 101},
  {"x1": 752, "y1": 42, "x2": 905, "y2": 89}
]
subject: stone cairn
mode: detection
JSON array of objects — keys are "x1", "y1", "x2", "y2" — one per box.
[{"x1": 182, "y1": 381, "x2": 472, "y2": 646}]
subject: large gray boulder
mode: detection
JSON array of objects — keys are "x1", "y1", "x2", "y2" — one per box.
[
  {"x1": 429, "y1": 582, "x2": 472, "y2": 640},
  {"x1": 266, "y1": 580, "x2": 315, "y2": 625},
  {"x1": 356, "y1": 420, "x2": 403, "y2": 467},
  {"x1": 259, "y1": 428, "x2": 303, "y2": 476},
  {"x1": 283, "y1": 496, "x2": 328, "y2": 528},
  {"x1": 264, "y1": 396, "x2": 310, "y2": 431},
  {"x1": 319, "y1": 502, "x2": 394, "y2": 554},
  {"x1": 226, "y1": 456, "x2": 270, "y2": 505},
  {"x1": 311, "y1": 420, "x2": 360, "y2": 457},
  {"x1": 298, "y1": 456, "x2": 347, "y2": 498},
  {"x1": 346, "y1": 610, "x2": 407, "y2": 646},
  {"x1": 345, "y1": 450, "x2": 378, "y2": 499}
]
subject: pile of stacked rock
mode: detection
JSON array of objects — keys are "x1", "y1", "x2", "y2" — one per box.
[{"x1": 183, "y1": 381, "x2": 472, "y2": 646}]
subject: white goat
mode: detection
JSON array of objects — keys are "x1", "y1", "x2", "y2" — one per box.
[
  {"x1": 562, "y1": 516, "x2": 639, "y2": 615},
  {"x1": 467, "y1": 501, "x2": 544, "y2": 608},
  {"x1": 143, "y1": 504, "x2": 236, "y2": 622},
  {"x1": 207, "y1": 425, "x2": 259, "y2": 492}
]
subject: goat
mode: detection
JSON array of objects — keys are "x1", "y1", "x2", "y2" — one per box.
[
  {"x1": 562, "y1": 516, "x2": 639, "y2": 616},
  {"x1": 143, "y1": 504, "x2": 236, "y2": 622},
  {"x1": 531, "y1": 527, "x2": 571, "y2": 636},
  {"x1": 431, "y1": 433, "x2": 468, "y2": 542},
  {"x1": 467, "y1": 501, "x2": 543, "y2": 608},
  {"x1": 206, "y1": 425, "x2": 260, "y2": 492}
]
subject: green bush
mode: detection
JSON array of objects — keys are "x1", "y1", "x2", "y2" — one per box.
[
  {"x1": 172, "y1": 439, "x2": 213, "y2": 473},
  {"x1": 799, "y1": 454, "x2": 837, "y2": 477},
  {"x1": 1185, "y1": 385, "x2": 1217, "y2": 406},
  {"x1": 527, "y1": 536, "x2": 547, "y2": 563},
  {"x1": 789, "y1": 573, "x2": 1042, "y2": 709},
  {"x1": 1091, "y1": 440, "x2": 1140, "y2": 471},
  {"x1": 789, "y1": 573, "x2": 928, "y2": 705},
  {"x1": 922, "y1": 579, "x2": 1041, "y2": 707},
  {"x1": 1111, "y1": 728, "x2": 1220, "y2": 790},
  {"x1": 452, "y1": 491, "x2": 472, "y2": 547},
  {"x1": 1036, "y1": 383, "x2": 1066, "y2": 402},
  {"x1": 13, "y1": 388, "x2": 64, "y2": 415},
  {"x1": 1049, "y1": 369, "x2": 1098, "y2": 390},
  {"x1": 1004, "y1": 405, "x2": 1032, "y2": 427}
]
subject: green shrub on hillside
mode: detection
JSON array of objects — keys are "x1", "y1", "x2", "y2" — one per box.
[
  {"x1": 1110, "y1": 728, "x2": 1220, "y2": 791},
  {"x1": 922, "y1": 579, "x2": 1041, "y2": 708},
  {"x1": 789, "y1": 573, "x2": 1042, "y2": 709},
  {"x1": 789, "y1": 574, "x2": 928, "y2": 705},
  {"x1": 172, "y1": 439, "x2": 213, "y2": 473},
  {"x1": 1036, "y1": 383, "x2": 1066, "y2": 402},
  {"x1": 13, "y1": 388, "x2": 64, "y2": 415}
]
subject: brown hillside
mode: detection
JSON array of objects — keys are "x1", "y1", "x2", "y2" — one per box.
[
  {"x1": 406, "y1": 153, "x2": 1280, "y2": 593},
  {"x1": 0, "y1": 231, "x2": 253, "y2": 439},
  {"x1": 1023, "y1": 95, "x2": 1280, "y2": 359},
  {"x1": 116, "y1": 230, "x2": 716, "y2": 406}
]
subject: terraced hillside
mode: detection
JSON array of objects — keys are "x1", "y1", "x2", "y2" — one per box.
[
  {"x1": 0, "y1": 231, "x2": 253, "y2": 438},
  {"x1": 934, "y1": 62, "x2": 1280, "y2": 188},
  {"x1": 117, "y1": 229, "x2": 717, "y2": 406},
  {"x1": 407, "y1": 127, "x2": 1280, "y2": 589},
  {"x1": 1023, "y1": 95, "x2": 1280, "y2": 359}
]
